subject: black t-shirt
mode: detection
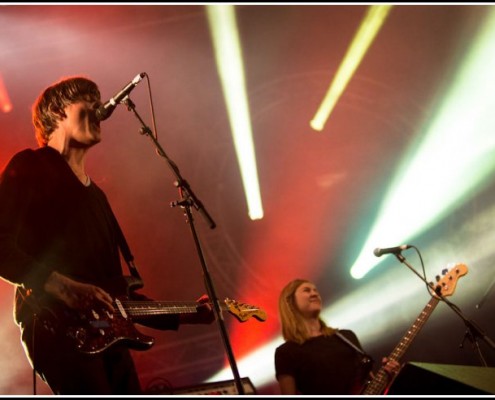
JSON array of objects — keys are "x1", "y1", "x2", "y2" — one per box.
[
  {"x1": 0, "y1": 146, "x2": 181, "y2": 395},
  {"x1": 275, "y1": 329, "x2": 369, "y2": 395}
]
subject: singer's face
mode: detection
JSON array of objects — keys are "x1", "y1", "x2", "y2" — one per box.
[
  {"x1": 294, "y1": 282, "x2": 322, "y2": 318},
  {"x1": 63, "y1": 100, "x2": 102, "y2": 147}
]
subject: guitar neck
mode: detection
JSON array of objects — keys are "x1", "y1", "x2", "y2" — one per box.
[
  {"x1": 119, "y1": 300, "x2": 219, "y2": 317},
  {"x1": 362, "y1": 295, "x2": 441, "y2": 395},
  {"x1": 116, "y1": 297, "x2": 267, "y2": 323}
]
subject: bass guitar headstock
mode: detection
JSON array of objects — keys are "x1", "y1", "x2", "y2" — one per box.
[
  {"x1": 224, "y1": 298, "x2": 267, "y2": 322},
  {"x1": 430, "y1": 263, "x2": 468, "y2": 298}
]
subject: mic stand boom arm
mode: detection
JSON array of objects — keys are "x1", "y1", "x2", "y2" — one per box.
[
  {"x1": 123, "y1": 97, "x2": 245, "y2": 394},
  {"x1": 395, "y1": 253, "x2": 495, "y2": 366}
]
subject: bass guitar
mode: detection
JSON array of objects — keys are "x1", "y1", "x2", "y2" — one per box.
[{"x1": 361, "y1": 263, "x2": 468, "y2": 395}]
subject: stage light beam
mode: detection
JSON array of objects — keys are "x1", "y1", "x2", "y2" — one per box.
[
  {"x1": 350, "y1": 8, "x2": 495, "y2": 279},
  {"x1": 0, "y1": 74, "x2": 13, "y2": 113},
  {"x1": 206, "y1": 5, "x2": 264, "y2": 220},
  {"x1": 310, "y1": 5, "x2": 393, "y2": 132}
]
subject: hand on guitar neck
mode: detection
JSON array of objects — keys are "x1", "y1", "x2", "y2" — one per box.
[
  {"x1": 178, "y1": 294, "x2": 215, "y2": 325},
  {"x1": 380, "y1": 357, "x2": 402, "y2": 378}
]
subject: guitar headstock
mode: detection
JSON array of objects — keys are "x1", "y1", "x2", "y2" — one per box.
[
  {"x1": 224, "y1": 298, "x2": 267, "y2": 322},
  {"x1": 430, "y1": 263, "x2": 468, "y2": 298}
]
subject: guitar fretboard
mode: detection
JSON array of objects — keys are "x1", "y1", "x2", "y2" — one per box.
[
  {"x1": 119, "y1": 301, "x2": 221, "y2": 317},
  {"x1": 362, "y1": 296, "x2": 440, "y2": 395},
  {"x1": 118, "y1": 300, "x2": 266, "y2": 322}
]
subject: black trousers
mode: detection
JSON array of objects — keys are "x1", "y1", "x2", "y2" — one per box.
[{"x1": 20, "y1": 318, "x2": 143, "y2": 395}]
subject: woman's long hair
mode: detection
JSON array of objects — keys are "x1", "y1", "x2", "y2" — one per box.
[{"x1": 278, "y1": 279, "x2": 336, "y2": 345}]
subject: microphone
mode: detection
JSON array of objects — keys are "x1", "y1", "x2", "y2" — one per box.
[
  {"x1": 95, "y1": 72, "x2": 146, "y2": 121},
  {"x1": 373, "y1": 244, "x2": 412, "y2": 257}
]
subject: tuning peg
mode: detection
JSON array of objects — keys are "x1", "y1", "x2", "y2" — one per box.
[
  {"x1": 435, "y1": 275, "x2": 441, "y2": 282},
  {"x1": 442, "y1": 268, "x2": 448, "y2": 275}
]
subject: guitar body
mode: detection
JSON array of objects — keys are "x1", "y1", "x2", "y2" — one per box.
[
  {"x1": 351, "y1": 355, "x2": 374, "y2": 395},
  {"x1": 39, "y1": 295, "x2": 155, "y2": 355}
]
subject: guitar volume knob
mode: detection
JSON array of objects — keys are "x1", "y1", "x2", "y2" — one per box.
[{"x1": 68, "y1": 327, "x2": 87, "y2": 347}]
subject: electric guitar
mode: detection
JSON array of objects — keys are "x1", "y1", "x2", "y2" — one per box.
[
  {"x1": 37, "y1": 277, "x2": 267, "y2": 355},
  {"x1": 361, "y1": 263, "x2": 468, "y2": 395}
]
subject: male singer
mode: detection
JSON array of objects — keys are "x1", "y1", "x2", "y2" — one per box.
[{"x1": 0, "y1": 75, "x2": 214, "y2": 394}]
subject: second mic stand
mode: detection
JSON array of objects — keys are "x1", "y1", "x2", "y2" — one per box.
[
  {"x1": 476, "y1": 274, "x2": 495, "y2": 309},
  {"x1": 395, "y1": 253, "x2": 495, "y2": 367},
  {"x1": 123, "y1": 97, "x2": 245, "y2": 394}
]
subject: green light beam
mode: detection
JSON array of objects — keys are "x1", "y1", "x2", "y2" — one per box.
[{"x1": 351, "y1": 8, "x2": 495, "y2": 279}]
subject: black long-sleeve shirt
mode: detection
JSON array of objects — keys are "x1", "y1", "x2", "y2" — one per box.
[{"x1": 0, "y1": 146, "x2": 178, "y2": 330}]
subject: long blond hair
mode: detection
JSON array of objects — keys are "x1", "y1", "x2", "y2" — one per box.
[{"x1": 278, "y1": 279, "x2": 336, "y2": 345}]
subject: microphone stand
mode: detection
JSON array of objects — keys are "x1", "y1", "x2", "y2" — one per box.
[
  {"x1": 476, "y1": 274, "x2": 495, "y2": 310},
  {"x1": 122, "y1": 97, "x2": 246, "y2": 394},
  {"x1": 394, "y1": 253, "x2": 495, "y2": 367}
]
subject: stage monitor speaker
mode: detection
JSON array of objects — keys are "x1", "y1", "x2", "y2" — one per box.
[
  {"x1": 387, "y1": 362, "x2": 495, "y2": 395},
  {"x1": 170, "y1": 377, "x2": 256, "y2": 395}
]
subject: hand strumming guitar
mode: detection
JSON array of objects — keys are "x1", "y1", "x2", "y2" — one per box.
[{"x1": 44, "y1": 271, "x2": 115, "y2": 313}]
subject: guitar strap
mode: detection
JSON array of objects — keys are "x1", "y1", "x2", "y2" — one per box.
[
  {"x1": 111, "y1": 211, "x2": 143, "y2": 282},
  {"x1": 335, "y1": 330, "x2": 375, "y2": 394},
  {"x1": 335, "y1": 330, "x2": 372, "y2": 359}
]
